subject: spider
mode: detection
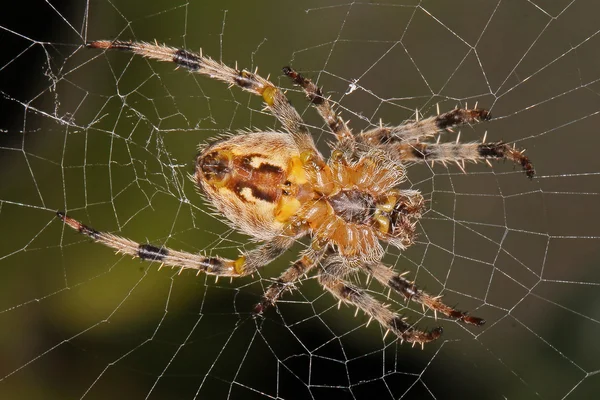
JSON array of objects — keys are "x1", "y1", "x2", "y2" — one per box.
[{"x1": 58, "y1": 40, "x2": 534, "y2": 347}]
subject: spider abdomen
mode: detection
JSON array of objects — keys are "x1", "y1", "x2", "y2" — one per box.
[{"x1": 195, "y1": 132, "x2": 301, "y2": 240}]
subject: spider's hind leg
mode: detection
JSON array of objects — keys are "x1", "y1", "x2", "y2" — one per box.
[
  {"x1": 87, "y1": 40, "x2": 316, "y2": 153},
  {"x1": 56, "y1": 211, "x2": 292, "y2": 277},
  {"x1": 364, "y1": 262, "x2": 486, "y2": 326}
]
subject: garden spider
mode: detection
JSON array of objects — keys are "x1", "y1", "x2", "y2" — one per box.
[{"x1": 58, "y1": 40, "x2": 534, "y2": 347}]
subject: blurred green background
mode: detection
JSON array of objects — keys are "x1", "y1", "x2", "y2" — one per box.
[{"x1": 1, "y1": 0, "x2": 600, "y2": 399}]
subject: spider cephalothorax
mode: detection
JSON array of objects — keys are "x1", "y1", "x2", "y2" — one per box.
[{"x1": 57, "y1": 40, "x2": 534, "y2": 347}]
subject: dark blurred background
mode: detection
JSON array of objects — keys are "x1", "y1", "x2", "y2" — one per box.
[{"x1": 1, "y1": 0, "x2": 600, "y2": 399}]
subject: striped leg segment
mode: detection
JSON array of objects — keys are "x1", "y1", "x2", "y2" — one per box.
[
  {"x1": 360, "y1": 108, "x2": 491, "y2": 144},
  {"x1": 365, "y1": 263, "x2": 485, "y2": 326},
  {"x1": 359, "y1": 106, "x2": 534, "y2": 179},
  {"x1": 57, "y1": 211, "x2": 292, "y2": 277},
  {"x1": 253, "y1": 248, "x2": 324, "y2": 315},
  {"x1": 318, "y1": 256, "x2": 443, "y2": 346},
  {"x1": 87, "y1": 40, "x2": 316, "y2": 152},
  {"x1": 283, "y1": 66, "x2": 354, "y2": 143}
]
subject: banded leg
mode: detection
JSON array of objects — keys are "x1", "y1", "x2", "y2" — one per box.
[
  {"x1": 359, "y1": 108, "x2": 491, "y2": 144},
  {"x1": 318, "y1": 255, "x2": 442, "y2": 346},
  {"x1": 253, "y1": 247, "x2": 325, "y2": 314},
  {"x1": 283, "y1": 66, "x2": 354, "y2": 144},
  {"x1": 364, "y1": 263, "x2": 485, "y2": 326},
  {"x1": 392, "y1": 141, "x2": 535, "y2": 179},
  {"x1": 87, "y1": 40, "x2": 316, "y2": 153},
  {"x1": 57, "y1": 212, "x2": 293, "y2": 277}
]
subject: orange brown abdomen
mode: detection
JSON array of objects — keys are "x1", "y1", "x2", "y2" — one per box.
[{"x1": 195, "y1": 132, "x2": 305, "y2": 240}]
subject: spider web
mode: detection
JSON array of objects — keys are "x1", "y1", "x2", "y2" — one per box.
[{"x1": 1, "y1": 0, "x2": 599, "y2": 398}]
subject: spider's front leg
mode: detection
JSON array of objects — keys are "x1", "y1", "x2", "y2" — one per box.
[
  {"x1": 56, "y1": 212, "x2": 292, "y2": 277},
  {"x1": 360, "y1": 107, "x2": 491, "y2": 144},
  {"x1": 359, "y1": 106, "x2": 535, "y2": 178},
  {"x1": 318, "y1": 255, "x2": 443, "y2": 346},
  {"x1": 394, "y1": 140, "x2": 535, "y2": 179},
  {"x1": 364, "y1": 262, "x2": 485, "y2": 326}
]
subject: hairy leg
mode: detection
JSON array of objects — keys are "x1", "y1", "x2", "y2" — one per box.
[
  {"x1": 318, "y1": 255, "x2": 442, "y2": 347},
  {"x1": 391, "y1": 140, "x2": 535, "y2": 178},
  {"x1": 57, "y1": 212, "x2": 293, "y2": 277},
  {"x1": 283, "y1": 66, "x2": 354, "y2": 144},
  {"x1": 364, "y1": 262, "x2": 485, "y2": 326},
  {"x1": 253, "y1": 247, "x2": 325, "y2": 314},
  {"x1": 358, "y1": 106, "x2": 533, "y2": 178},
  {"x1": 359, "y1": 107, "x2": 490, "y2": 144},
  {"x1": 87, "y1": 40, "x2": 316, "y2": 153}
]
